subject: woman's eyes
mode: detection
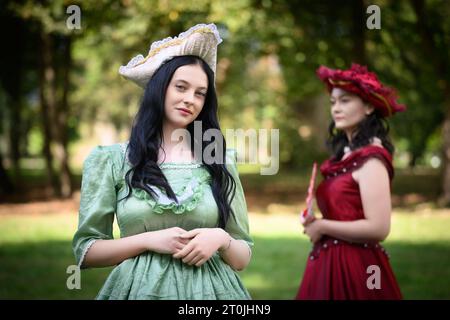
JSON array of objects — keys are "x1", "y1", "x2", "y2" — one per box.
[
  {"x1": 176, "y1": 85, "x2": 205, "y2": 97},
  {"x1": 330, "y1": 99, "x2": 350, "y2": 104}
]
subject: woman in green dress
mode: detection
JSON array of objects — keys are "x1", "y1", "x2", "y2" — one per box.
[{"x1": 72, "y1": 23, "x2": 253, "y2": 300}]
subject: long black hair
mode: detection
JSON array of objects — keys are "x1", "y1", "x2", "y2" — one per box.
[
  {"x1": 327, "y1": 110, "x2": 395, "y2": 161},
  {"x1": 121, "y1": 55, "x2": 236, "y2": 228}
]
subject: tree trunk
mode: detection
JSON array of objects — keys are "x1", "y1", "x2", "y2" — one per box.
[
  {"x1": 39, "y1": 31, "x2": 61, "y2": 197},
  {"x1": 411, "y1": 0, "x2": 450, "y2": 206},
  {"x1": 8, "y1": 96, "x2": 22, "y2": 183},
  {"x1": 408, "y1": 154, "x2": 417, "y2": 168},
  {"x1": 441, "y1": 107, "x2": 450, "y2": 206},
  {"x1": 0, "y1": 151, "x2": 15, "y2": 196},
  {"x1": 351, "y1": 0, "x2": 367, "y2": 65},
  {"x1": 54, "y1": 35, "x2": 73, "y2": 197},
  {"x1": 1, "y1": 10, "x2": 24, "y2": 193}
]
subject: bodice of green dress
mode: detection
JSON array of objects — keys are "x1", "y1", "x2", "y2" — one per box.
[{"x1": 72, "y1": 142, "x2": 252, "y2": 299}]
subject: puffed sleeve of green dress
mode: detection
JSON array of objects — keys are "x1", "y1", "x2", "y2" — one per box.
[
  {"x1": 225, "y1": 149, "x2": 253, "y2": 249},
  {"x1": 72, "y1": 146, "x2": 117, "y2": 268}
]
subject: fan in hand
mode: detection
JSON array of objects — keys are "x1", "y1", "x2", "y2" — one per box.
[{"x1": 300, "y1": 162, "x2": 317, "y2": 225}]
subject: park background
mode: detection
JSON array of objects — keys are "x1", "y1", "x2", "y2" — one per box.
[{"x1": 0, "y1": 0, "x2": 449, "y2": 299}]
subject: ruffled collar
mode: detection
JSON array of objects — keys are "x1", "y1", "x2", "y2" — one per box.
[
  {"x1": 132, "y1": 170, "x2": 211, "y2": 214},
  {"x1": 159, "y1": 162, "x2": 202, "y2": 169},
  {"x1": 118, "y1": 141, "x2": 210, "y2": 214}
]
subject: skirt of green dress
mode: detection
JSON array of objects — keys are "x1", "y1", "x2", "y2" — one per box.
[{"x1": 95, "y1": 252, "x2": 251, "y2": 300}]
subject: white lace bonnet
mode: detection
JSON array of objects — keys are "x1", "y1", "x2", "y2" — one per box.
[{"x1": 119, "y1": 23, "x2": 223, "y2": 88}]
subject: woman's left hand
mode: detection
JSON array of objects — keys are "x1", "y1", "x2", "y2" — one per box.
[
  {"x1": 173, "y1": 228, "x2": 230, "y2": 267},
  {"x1": 304, "y1": 219, "x2": 325, "y2": 243}
]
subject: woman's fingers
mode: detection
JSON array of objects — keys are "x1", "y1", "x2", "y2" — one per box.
[
  {"x1": 174, "y1": 227, "x2": 187, "y2": 233},
  {"x1": 304, "y1": 227, "x2": 313, "y2": 242},
  {"x1": 178, "y1": 237, "x2": 191, "y2": 245},
  {"x1": 181, "y1": 249, "x2": 199, "y2": 264},
  {"x1": 189, "y1": 255, "x2": 203, "y2": 266},
  {"x1": 179, "y1": 228, "x2": 201, "y2": 239},
  {"x1": 303, "y1": 215, "x2": 315, "y2": 226},
  {"x1": 173, "y1": 242, "x2": 194, "y2": 259},
  {"x1": 194, "y1": 258, "x2": 207, "y2": 267},
  {"x1": 174, "y1": 241, "x2": 187, "y2": 251}
]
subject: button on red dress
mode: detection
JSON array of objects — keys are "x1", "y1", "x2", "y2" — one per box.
[{"x1": 296, "y1": 145, "x2": 402, "y2": 300}]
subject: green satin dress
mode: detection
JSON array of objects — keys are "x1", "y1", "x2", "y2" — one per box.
[{"x1": 72, "y1": 142, "x2": 253, "y2": 300}]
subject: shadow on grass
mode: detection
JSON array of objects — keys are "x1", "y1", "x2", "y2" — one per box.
[{"x1": 0, "y1": 238, "x2": 449, "y2": 299}]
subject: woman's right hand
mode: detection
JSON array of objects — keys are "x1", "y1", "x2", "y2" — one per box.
[
  {"x1": 142, "y1": 227, "x2": 190, "y2": 255},
  {"x1": 302, "y1": 213, "x2": 316, "y2": 226}
]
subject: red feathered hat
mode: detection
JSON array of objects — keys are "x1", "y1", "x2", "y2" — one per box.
[{"x1": 316, "y1": 63, "x2": 406, "y2": 117}]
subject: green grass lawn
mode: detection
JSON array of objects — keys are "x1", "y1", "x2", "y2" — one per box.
[{"x1": 0, "y1": 210, "x2": 449, "y2": 299}]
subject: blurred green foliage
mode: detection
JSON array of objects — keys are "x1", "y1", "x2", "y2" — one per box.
[{"x1": 1, "y1": 0, "x2": 448, "y2": 171}]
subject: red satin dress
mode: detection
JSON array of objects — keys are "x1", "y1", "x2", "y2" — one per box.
[{"x1": 296, "y1": 145, "x2": 402, "y2": 300}]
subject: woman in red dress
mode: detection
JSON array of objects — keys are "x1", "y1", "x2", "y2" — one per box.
[{"x1": 296, "y1": 64, "x2": 405, "y2": 300}]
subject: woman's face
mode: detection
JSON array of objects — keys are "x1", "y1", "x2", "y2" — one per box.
[
  {"x1": 163, "y1": 63, "x2": 208, "y2": 129},
  {"x1": 330, "y1": 88, "x2": 374, "y2": 134}
]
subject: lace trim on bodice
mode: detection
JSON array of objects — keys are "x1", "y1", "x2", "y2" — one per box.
[{"x1": 118, "y1": 141, "x2": 210, "y2": 214}]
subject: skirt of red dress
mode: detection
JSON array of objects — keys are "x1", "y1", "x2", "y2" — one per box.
[{"x1": 295, "y1": 237, "x2": 402, "y2": 300}]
